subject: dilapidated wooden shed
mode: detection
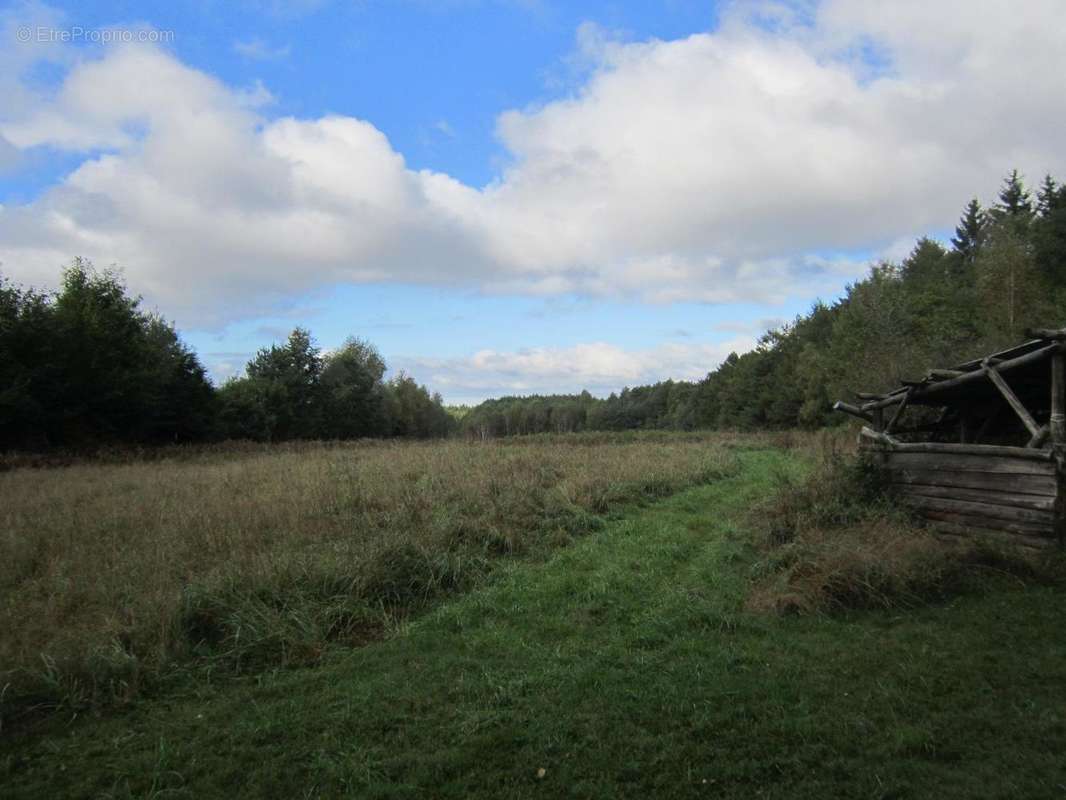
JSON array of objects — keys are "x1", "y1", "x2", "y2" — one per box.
[{"x1": 833, "y1": 328, "x2": 1066, "y2": 549}]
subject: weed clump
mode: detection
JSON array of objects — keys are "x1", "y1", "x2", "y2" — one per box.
[{"x1": 747, "y1": 447, "x2": 1052, "y2": 615}]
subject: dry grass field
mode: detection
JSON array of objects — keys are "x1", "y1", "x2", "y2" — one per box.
[{"x1": 0, "y1": 432, "x2": 743, "y2": 718}]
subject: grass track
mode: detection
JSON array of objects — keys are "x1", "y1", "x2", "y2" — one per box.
[{"x1": 4, "y1": 448, "x2": 1066, "y2": 798}]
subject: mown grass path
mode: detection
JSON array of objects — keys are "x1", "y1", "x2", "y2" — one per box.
[{"x1": 4, "y1": 449, "x2": 1066, "y2": 798}]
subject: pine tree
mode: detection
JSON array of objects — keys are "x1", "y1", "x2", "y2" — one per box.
[
  {"x1": 951, "y1": 198, "x2": 985, "y2": 263},
  {"x1": 1037, "y1": 174, "x2": 1060, "y2": 217},
  {"x1": 991, "y1": 169, "x2": 1033, "y2": 223}
]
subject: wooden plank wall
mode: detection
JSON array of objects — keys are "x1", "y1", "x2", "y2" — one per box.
[{"x1": 876, "y1": 449, "x2": 1059, "y2": 547}]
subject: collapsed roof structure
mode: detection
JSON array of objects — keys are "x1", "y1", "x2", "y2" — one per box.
[{"x1": 833, "y1": 328, "x2": 1066, "y2": 548}]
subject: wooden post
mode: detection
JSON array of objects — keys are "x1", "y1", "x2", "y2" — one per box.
[
  {"x1": 984, "y1": 361, "x2": 1041, "y2": 439},
  {"x1": 885, "y1": 388, "x2": 910, "y2": 434},
  {"x1": 872, "y1": 407, "x2": 884, "y2": 432},
  {"x1": 1051, "y1": 350, "x2": 1065, "y2": 445}
]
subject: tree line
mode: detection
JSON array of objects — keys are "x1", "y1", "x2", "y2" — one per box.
[
  {"x1": 0, "y1": 260, "x2": 452, "y2": 449},
  {"x1": 459, "y1": 170, "x2": 1066, "y2": 437},
  {"x1": 4, "y1": 170, "x2": 1064, "y2": 448}
]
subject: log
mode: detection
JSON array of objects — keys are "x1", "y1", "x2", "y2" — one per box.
[
  {"x1": 860, "y1": 343, "x2": 1060, "y2": 412},
  {"x1": 953, "y1": 338, "x2": 1048, "y2": 372},
  {"x1": 882, "y1": 451, "x2": 1056, "y2": 474},
  {"x1": 892, "y1": 483, "x2": 1056, "y2": 511},
  {"x1": 833, "y1": 401, "x2": 873, "y2": 423},
  {"x1": 1025, "y1": 327, "x2": 1066, "y2": 341},
  {"x1": 1052, "y1": 351, "x2": 1066, "y2": 445},
  {"x1": 885, "y1": 388, "x2": 912, "y2": 434},
  {"x1": 928, "y1": 369, "x2": 966, "y2": 380},
  {"x1": 860, "y1": 428, "x2": 1055, "y2": 460},
  {"x1": 858, "y1": 426, "x2": 899, "y2": 447},
  {"x1": 888, "y1": 468, "x2": 1057, "y2": 496},
  {"x1": 898, "y1": 493, "x2": 1055, "y2": 524},
  {"x1": 983, "y1": 362, "x2": 1041, "y2": 438}
]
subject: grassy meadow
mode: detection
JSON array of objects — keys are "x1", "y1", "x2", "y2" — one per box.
[
  {"x1": 0, "y1": 432, "x2": 745, "y2": 720},
  {"x1": 3, "y1": 432, "x2": 1066, "y2": 798}
]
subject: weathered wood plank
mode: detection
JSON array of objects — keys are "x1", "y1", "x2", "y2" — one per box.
[
  {"x1": 883, "y1": 451, "x2": 1056, "y2": 475},
  {"x1": 899, "y1": 494, "x2": 1055, "y2": 525},
  {"x1": 918, "y1": 509, "x2": 1054, "y2": 537},
  {"x1": 893, "y1": 483, "x2": 1056, "y2": 511},
  {"x1": 888, "y1": 468, "x2": 1057, "y2": 495}
]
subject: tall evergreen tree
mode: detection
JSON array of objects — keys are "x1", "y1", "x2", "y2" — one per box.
[
  {"x1": 1037, "y1": 174, "x2": 1059, "y2": 217},
  {"x1": 951, "y1": 198, "x2": 986, "y2": 263},
  {"x1": 990, "y1": 170, "x2": 1034, "y2": 235}
]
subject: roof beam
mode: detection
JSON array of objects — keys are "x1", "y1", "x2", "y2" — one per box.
[
  {"x1": 858, "y1": 343, "x2": 1060, "y2": 412},
  {"x1": 1025, "y1": 327, "x2": 1066, "y2": 341},
  {"x1": 984, "y1": 360, "x2": 1041, "y2": 439}
]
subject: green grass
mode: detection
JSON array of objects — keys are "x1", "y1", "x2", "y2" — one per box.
[
  {"x1": 4, "y1": 447, "x2": 1066, "y2": 798},
  {"x1": 0, "y1": 433, "x2": 740, "y2": 716}
]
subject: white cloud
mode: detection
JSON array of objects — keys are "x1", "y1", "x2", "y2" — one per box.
[
  {"x1": 233, "y1": 38, "x2": 291, "y2": 61},
  {"x1": 394, "y1": 337, "x2": 756, "y2": 403},
  {"x1": 0, "y1": 0, "x2": 1064, "y2": 332}
]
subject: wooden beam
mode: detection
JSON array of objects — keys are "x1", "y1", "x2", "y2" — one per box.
[
  {"x1": 889, "y1": 468, "x2": 1058, "y2": 495},
  {"x1": 928, "y1": 369, "x2": 966, "y2": 380},
  {"x1": 899, "y1": 493, "x2": 1055, "y2": 525},
  {"x1": 885, "y1": 388, "x2": 911, "y2": 434},
  {"x1": 859, "y1": 426, "x2": 1055, "y2": 460},
  {"x1": 983, "y1": 361, "x2": 1041, "y2": 438},
  {"x1": 893, "y1": 483, "x2": 1056, "y2": 511},
  {"x1": 832, "y1": 401, "x2": 873, "y2": 423},
  {"x1": 1027, "y1": 424, "x2": 1050, "y2": 449},
  {"x1": 859, "y1": 426, "x2": 899, "y2": 447},
  {"x1": 1052, "y1": 351, "x2": 1066, "y2": 445},
  {"x1": 861, "y1": 343, "x2": 1060, "y2": 412},
  {"x1": 1025, "y1": 327, "x2": 1066, "y2": 341}
]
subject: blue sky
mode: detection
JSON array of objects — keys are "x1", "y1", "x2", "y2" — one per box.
[{"x1": 1, "y1": 0, "x2": 1063, "y2": 402}]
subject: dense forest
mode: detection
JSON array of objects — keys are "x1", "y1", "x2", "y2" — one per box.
[
  {"x1": 0, "y1": 260, "x2": 452, "y2": 448},
  {"x1": 460, "y1": 171, "x2": 1066, "y2": 437},
  {"x1": 2, "y1": 171, "x2": 1064, "y2": 449}
]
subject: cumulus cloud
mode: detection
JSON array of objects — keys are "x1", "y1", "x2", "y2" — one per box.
[
  {"x1": 394, "y1": 337, "x2": 756, "y2": 403},
  {"x1": 0, "y1": 0, "x2": 1064, "y2": 330}
]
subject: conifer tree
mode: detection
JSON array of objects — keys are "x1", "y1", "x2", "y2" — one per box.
[
  {"x1": 990, "y1": 169, "x2": 1034, "y2": 234},
  {"x1": 1037, "y1": 174, "x2": 1060, "y2": 217},
  {"x1": 951, "y1": 198, "x2": 985, "y2": 263}
]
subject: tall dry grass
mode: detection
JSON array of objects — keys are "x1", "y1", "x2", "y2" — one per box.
[
  {"x1": 745, "y1": 439, "x2": 1052, "y2": 615},
  {"x1": 0, "y1": 432, "x2": 737, "y2": 720}
]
